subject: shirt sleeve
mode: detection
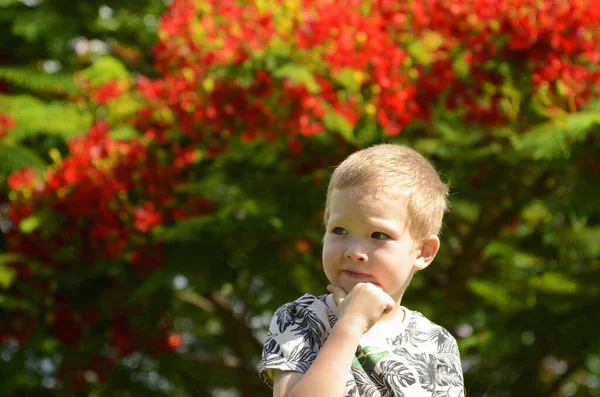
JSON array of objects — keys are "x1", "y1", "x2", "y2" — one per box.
[
  {"x1": 259, "y1": 295, "x2": 331, "y2": 388},
  {"x1": 435, "y1": 329, "x2": 465, "y2": 397}
]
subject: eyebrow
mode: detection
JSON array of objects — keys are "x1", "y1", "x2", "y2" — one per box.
[
  {"x1": 366, "y1": 219, "x2": 400, "y2": 233},
  {"x1": 327, "y1": 216, "x2": 401, "y2": 234}
]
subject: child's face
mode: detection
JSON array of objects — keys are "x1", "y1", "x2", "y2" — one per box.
[{"x1": 322, "y1": 187, "x2": 427, "y2": 305}]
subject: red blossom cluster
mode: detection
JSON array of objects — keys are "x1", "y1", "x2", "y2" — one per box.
[
  {"x1": 154, "y1": 0, "x2": 276, "y2": 73},
  {"x1": 6, "y1": 121, "x2": 192, "y2": 269},
  {"x1": 92, "y1": 79, "x2": 123, "y2": 105},
  {"x1": 292, "y1": 0, "x2": 424, "y2": 134},
  {"x1": 145, "y1": 0, "x2": 406, "y2": 137},
  {"x1": 0, "y1": 113, "x2": 15, "y2": 138},
  {"x1": 134, "y1": 0, "x2": 348, "y2": 146},
  {"x1": 2, "y1": 120, "x2": 204, "y2": 386},
  {"x1": 377, "y1": 0, "x2": 600, "y2": 121},
  {"x1": 144, "y1": 0, "x2": 600, "y2": 141}
]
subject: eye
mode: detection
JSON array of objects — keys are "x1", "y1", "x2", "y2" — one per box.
[
  {"x1": 371, "y1": 232, "x2": 390, "y2": 240},
  {"x1": 332, "y1": 227, "x2": 348, "y2": 235}
]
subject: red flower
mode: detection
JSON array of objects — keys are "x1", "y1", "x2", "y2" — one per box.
[
  {"x1": 93, "y1": 80, "x2": 123, "y2": 105},
  {"x1": 0, "y1": 114, "x2": 15, "y2": 138},
  {"x1": 133, "y1": 202, "x2": 163, "y2": 233},
  {"x1": 168, "y1": 333, "x2": 182, "y2": 349},
  {"x1": 7, "y1": 168, "x2": 38, "y2": 190}
]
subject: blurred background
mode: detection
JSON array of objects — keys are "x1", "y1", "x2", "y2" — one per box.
[{"x1": 0, "y1": 0, "x2": 599, "y2": 396}]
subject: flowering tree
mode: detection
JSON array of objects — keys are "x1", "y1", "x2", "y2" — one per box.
[{"x1": 1, "y1": 0, "x2": 600, "y2": 396}]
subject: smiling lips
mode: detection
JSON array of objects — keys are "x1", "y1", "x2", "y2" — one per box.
[{"x1": 342, "y1": 270, "x2": 372, "y2": 281}]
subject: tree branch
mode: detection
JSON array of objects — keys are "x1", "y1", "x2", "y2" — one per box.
[
  {"x1": 177, "y1": 290, "x2": 216, "y2": 312},
  {"x1": 446, "y1": 171, "x2": 553, "y2": 309},
  {"x1": 206, "y1": 290, "x2": 263, "y2": 397},
  {"x1": 177, "y1": 287, "x2": 265, "y2": 396}
]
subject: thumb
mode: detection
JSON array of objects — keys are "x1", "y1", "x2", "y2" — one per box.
[
  {"x1": 372, "y1": 287, "x2": 395, "y2": 314},
  {"x1": 382, "y1": 294, "x2": 396, "y2": 314},
  {"x1": 327, "y1": 284, "x2": 347, "y2": 307}
]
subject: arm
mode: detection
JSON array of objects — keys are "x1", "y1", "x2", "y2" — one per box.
[
  {"x1": 273, "y1": 283, "x2": 395, "y2": 397},
  {"x1": 273, "y1": 316, "x2": 363, "y2": 397},
  {"x1": 436, "y1": 332, "x2": 465, "y2": 397}
]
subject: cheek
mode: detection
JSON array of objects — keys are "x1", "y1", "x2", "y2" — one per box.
[
  {"x1": 322, "y1": 237, "x2": 341, "y2": 263},
  {"x1": 321, "y1": 239, "x2": 339, "y2": 284},
  {"x1": 370, "y1": 248, "x2": 401, "y2": 273}
]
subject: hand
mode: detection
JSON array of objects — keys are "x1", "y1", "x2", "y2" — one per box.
[{"x1": 327, "y1": 283, "x2": 395, "y2": 334}]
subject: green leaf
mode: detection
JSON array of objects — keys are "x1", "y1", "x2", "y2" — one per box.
[
  {"x1": 452, "y1": 53, "x2": 471, "y2": 80},
  {"x1": 107, "y1": 93, "x2": 142, "y2": 120},
  {"x1": 467, "y1": 279, "x2": 513, "y2": 311},
  {"x1": 483, "y1": 242, "x2": 541, "y2": 269},
  {"x1": 435, "y1": 121, "x2": 482, "y2": 145},
  {"x1": 0, "y1": 266, "x2": 16, "y2": 289},
  {"x1": 41, "y1": 337, "x2": 61, "y2": 352},
  {"x1": 0, "y1": 254, "x2": 21, "y2": 289},
  {"x1": 332, "y1": 68, "x2": 365, "y2": 93},
  {"x1": 158, "y1": 215, "x2": 214, "y2": 243},
  {"x1": 521, "y1": 200, "x2": 552, "y2": 226},
  {"x1": 0, "y1": 141, "x2": 47, "y2": 171},
  {"x1": 273, "y1": 64, "x2": 320, "y2": 93},
  {"x1": 19, "y1": 215, "x2": 41, "y2": 233},
  {"x1": 583, "y1": 99, "x2": 600, "y2": 112},
  {"x1": 0, "y1": 94, "x2": 92, "y2": 140},
  {"x1": 406, "y1": 32, "x2": 444, "y2": 66},
  {"x1": 81, "y1": 56, "x2": 131, "y2": 87},
  {"x1": 544, "y1": 227, "x2": 600, "y2": 260},
  {"x1": 109, "y1": 125, "x2": 139, "y2": 140},
  {"x1": 457, "y1": 329, "x2": 492, "y2": 351},
  {"x1": 512, "y1": 112, "x2": 600, "y2": 159},
  {"x1": 529, "y1": 272, "x2": 579, "y2": 295},
  {"x1": 0, "y1": 67, "x2": 80, "y2": 95},
  {"x1": 324, "y1": 109, "x2": 354, "y2": 142},
  {"x1": 450, "y1": 199, "x2": 480, "y2": 223},
  {"x1": 12, "y1": 10, "x2": 49, "y2": 41}
]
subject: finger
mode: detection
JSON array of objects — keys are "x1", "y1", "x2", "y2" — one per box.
[
  {"x1": 327, "y1": 285, "x2": 346, "y2": 299},
  {"x1": 373, "y1": 288, "x2": 396, "y2": 313},
  {"x1": 327, "y1": 284, "x2": 347, "y2": 306},
  {"x1": 327, "y1": 284, "x2": 346, "y2": 296}
]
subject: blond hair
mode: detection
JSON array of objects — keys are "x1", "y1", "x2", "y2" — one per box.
[{"x1": 324, "y1": 144, "x2": 449, "y2": 245}]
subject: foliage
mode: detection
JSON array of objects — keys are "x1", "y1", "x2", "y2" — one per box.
[{"x1": 1, "y1": 0, "x2": 600, "y2": 396}]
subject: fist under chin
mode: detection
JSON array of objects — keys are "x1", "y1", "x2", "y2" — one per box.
[{"x1": 349, "y1": 281, "x2": 384, "y2": 292}]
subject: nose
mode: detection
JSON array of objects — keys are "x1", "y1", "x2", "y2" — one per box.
[{"x1": 345, "y1": 243, "x2": 368, "y2": 262}]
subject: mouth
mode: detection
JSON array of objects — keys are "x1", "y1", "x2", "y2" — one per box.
[{"x1": 341, "y1": 270, "x2": 372, "y2": 281}]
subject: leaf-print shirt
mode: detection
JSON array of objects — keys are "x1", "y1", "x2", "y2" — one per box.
[{"x1": 260, "y1": 293, "x2": 464, "y2": 397}]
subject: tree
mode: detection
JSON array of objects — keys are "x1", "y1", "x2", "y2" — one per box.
[{"x1": 1, "y1": 0, "x2": 600, "y2": 396}]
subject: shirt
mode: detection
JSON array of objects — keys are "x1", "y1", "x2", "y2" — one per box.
[{"x1": 260, "y1": 293, "x2": 464, "y2": 397}]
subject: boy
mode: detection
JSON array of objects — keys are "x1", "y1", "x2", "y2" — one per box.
[{"x1": 260, "y1": 144, "x2": 464, "y2": 397}]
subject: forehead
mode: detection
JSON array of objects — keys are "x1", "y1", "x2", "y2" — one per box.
[{"x1": 327, "y1": 187, "x2": 407, "y2": 219}]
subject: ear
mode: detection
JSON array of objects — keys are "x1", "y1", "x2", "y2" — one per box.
[{"x1": 413, "y1": 235, "x2": 440, "y2": 271}]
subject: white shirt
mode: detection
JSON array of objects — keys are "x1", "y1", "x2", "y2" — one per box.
[{"x1": 260, "y1": 293, "x2": 464, "y2": 397}]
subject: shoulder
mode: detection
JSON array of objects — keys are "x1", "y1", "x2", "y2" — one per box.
[
  {"x1": 280, "y1": 293, "x2": 331, "y2": 309},
  {"x1": 260, "y1": 294, "x2": 335, "y2": 387},
  {"x1": 273, "y1": 293, "x2": 332, "y2": 318},
  {"x1": 404, "y1": 310, "x2": 459, "y2": 354},
  {"x1": 269, "y1": 293, "x2": 335, "y2": 335}
]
